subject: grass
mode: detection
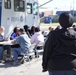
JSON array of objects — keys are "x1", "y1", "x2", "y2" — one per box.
[{"x1": 40, "y1": 22, "x2": 76, "y2": 26}]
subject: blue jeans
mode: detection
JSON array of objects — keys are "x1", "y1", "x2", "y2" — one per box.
[
  {"x1": 4, "y1": 45, "x2": 11, "y2": 56},
  {"x1": 12, "y1": 47, "x2": 26, "y2": 61},
  {"x1": 0, "y1": 46, "x2": 3, "y2": 60},
  {"x1": 49, "y1": 71, "x2": 76, "y2": 75}
]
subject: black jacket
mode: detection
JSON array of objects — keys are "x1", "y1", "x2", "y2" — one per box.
[{"x1": 42, "y1": 28, "x2": 76, "y2": 71}]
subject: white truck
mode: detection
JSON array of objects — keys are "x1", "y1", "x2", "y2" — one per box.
[{"x1": 0, "y1": 0, "x2": 40, "y2": 36}]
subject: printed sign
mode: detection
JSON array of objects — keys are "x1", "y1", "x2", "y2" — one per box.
[{"x1": 11, "y1": 16, "x2": 23, "y2": 22}]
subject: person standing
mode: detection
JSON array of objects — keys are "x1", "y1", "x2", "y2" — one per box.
[{"x1": 42, "y1": 12, "x2": 76, "y2": 75}]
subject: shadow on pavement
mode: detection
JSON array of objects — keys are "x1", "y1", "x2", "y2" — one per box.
[{"x1": 0, "y1": 62, "x2": 20, "y2": 68}]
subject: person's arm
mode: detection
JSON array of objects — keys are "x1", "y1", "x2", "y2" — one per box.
[
  {"x1": 11, "y1": 40, "x2": 16, "y2": 44},
  {"x1": 10, "y1": 33, "x2": 15, "y2": 40},
  {"x1": 42, "y1": 32, "x2": 56, "y2": 72}
]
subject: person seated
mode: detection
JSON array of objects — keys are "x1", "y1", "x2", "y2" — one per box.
[
  {"x1": 10, "y1": 27, "x2": 20, "y2": 48},
  {"x1": 30, "y1": 27, "x2": 44, "y2": 57},
  {"x1": 30, "y1": 26, "x2": 35, "y2": 36},
  {"x1": 0, "y1": 26, "x2": 12, "y2": 62},
  {"x1": 10, "y1": 27, "x2": 19, "y2": 40},
  {"x1": 0, "y1": 28, "x2": 31, "y2": 64},
  {"x1": 23, "y1": 25, "x2": 31, "y2": 38},
  {"x1": 55, "y1": 25, "x2": 61, "y2": 31},
  {"x1": 30, "y1": 27, "x2": 44, "y2": 45},
  {"x1": 11, "y1": 28, "x2": 31, "y2": 65},
  {"x1": 3, "y1": 27, "x2": 20, "y2": 61},
  {"x1": 0, "y1": 26, "x2": 5, "y2": 63},
  {"x1": 43, "y1": 27, "x2": 54, "y2": 37},
  {"x1": 48, "y1": 27, "x2": 52, "y2": 31}
]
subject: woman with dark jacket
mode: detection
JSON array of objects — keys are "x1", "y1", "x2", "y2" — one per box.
[{"x1": 42, "y1": 12, "x2": 76, "y2": 75}]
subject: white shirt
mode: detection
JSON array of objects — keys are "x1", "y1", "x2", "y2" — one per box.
[{"x1": 30, "y1": 31, "x2": 44, "y2": 45}]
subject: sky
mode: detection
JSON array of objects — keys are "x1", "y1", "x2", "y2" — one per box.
[{"x1": 38, "y1": 0, "x2": 76, "y2": 12}]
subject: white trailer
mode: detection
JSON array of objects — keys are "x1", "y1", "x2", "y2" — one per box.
[{"x1": 0, "y1": 0, "x2": 40, "y2": 36}]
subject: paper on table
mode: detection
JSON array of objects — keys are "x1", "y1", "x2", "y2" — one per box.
[{"x1": 0, "y1": 41, "x2": 12, "y2": 45}]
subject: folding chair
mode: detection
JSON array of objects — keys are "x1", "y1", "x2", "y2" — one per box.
[
  {"x1": 35, "y1": 42, "x2": 44, "y2": 58},
  {"x1": 13, "y1": 44, "x2": 36, "y2": 65},
  {"x1": 24, "y1": 44, "x2": 36, "y2": 62}
]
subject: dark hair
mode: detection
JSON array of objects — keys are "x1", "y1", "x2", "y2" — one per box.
[
  {"x1": 35, "y1": 27, "x2": 40, "y2": 32},
  {"x1": 19, "y1": 28, "x2": 24, "y2": 33},
  {"x1": 13, "y1": 27, "x2": 19, "y2": 33},
  {"x1": 49, "y1": 27, "x2": 51, "y2": 30},
  {"x1": 59, "y1": 12, "x2": 73, "y2": 28},
  {"x1": 23, "y1": 25, "x2": 29, "y2": 32},
  {"x1": 31, "y1": 26, "x2": 35, "y2": 31}
]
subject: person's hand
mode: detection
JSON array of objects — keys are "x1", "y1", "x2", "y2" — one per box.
[{"x1": 5, "y1": 36, "x2": 10, "y2": 40}]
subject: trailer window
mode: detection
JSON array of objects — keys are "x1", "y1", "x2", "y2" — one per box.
[
  {"x1": 14, "y1": 0, "x2": 25, "y2": 12},
  {"x1": 4, "y1": 0, "x2": 11, "y2": 9},
  {"x1": 27, "y1": 3, "x2": 32, "y2": 14},
  {"x1": 33, "y1": 2, "x2": 38, "y2": 15}
]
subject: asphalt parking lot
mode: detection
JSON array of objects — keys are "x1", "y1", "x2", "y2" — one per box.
[{"x1": 0, "y1": 56, "x2": 48, "y2": 75}]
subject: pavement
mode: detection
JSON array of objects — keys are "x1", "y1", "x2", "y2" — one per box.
[{"x1": 0, "y1": 56, "x2": 48, "y2": 75}]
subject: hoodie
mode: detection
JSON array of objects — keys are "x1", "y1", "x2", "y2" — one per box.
[{"x1": 42, "y1": 28, "x2": 76, "y2": 71}]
